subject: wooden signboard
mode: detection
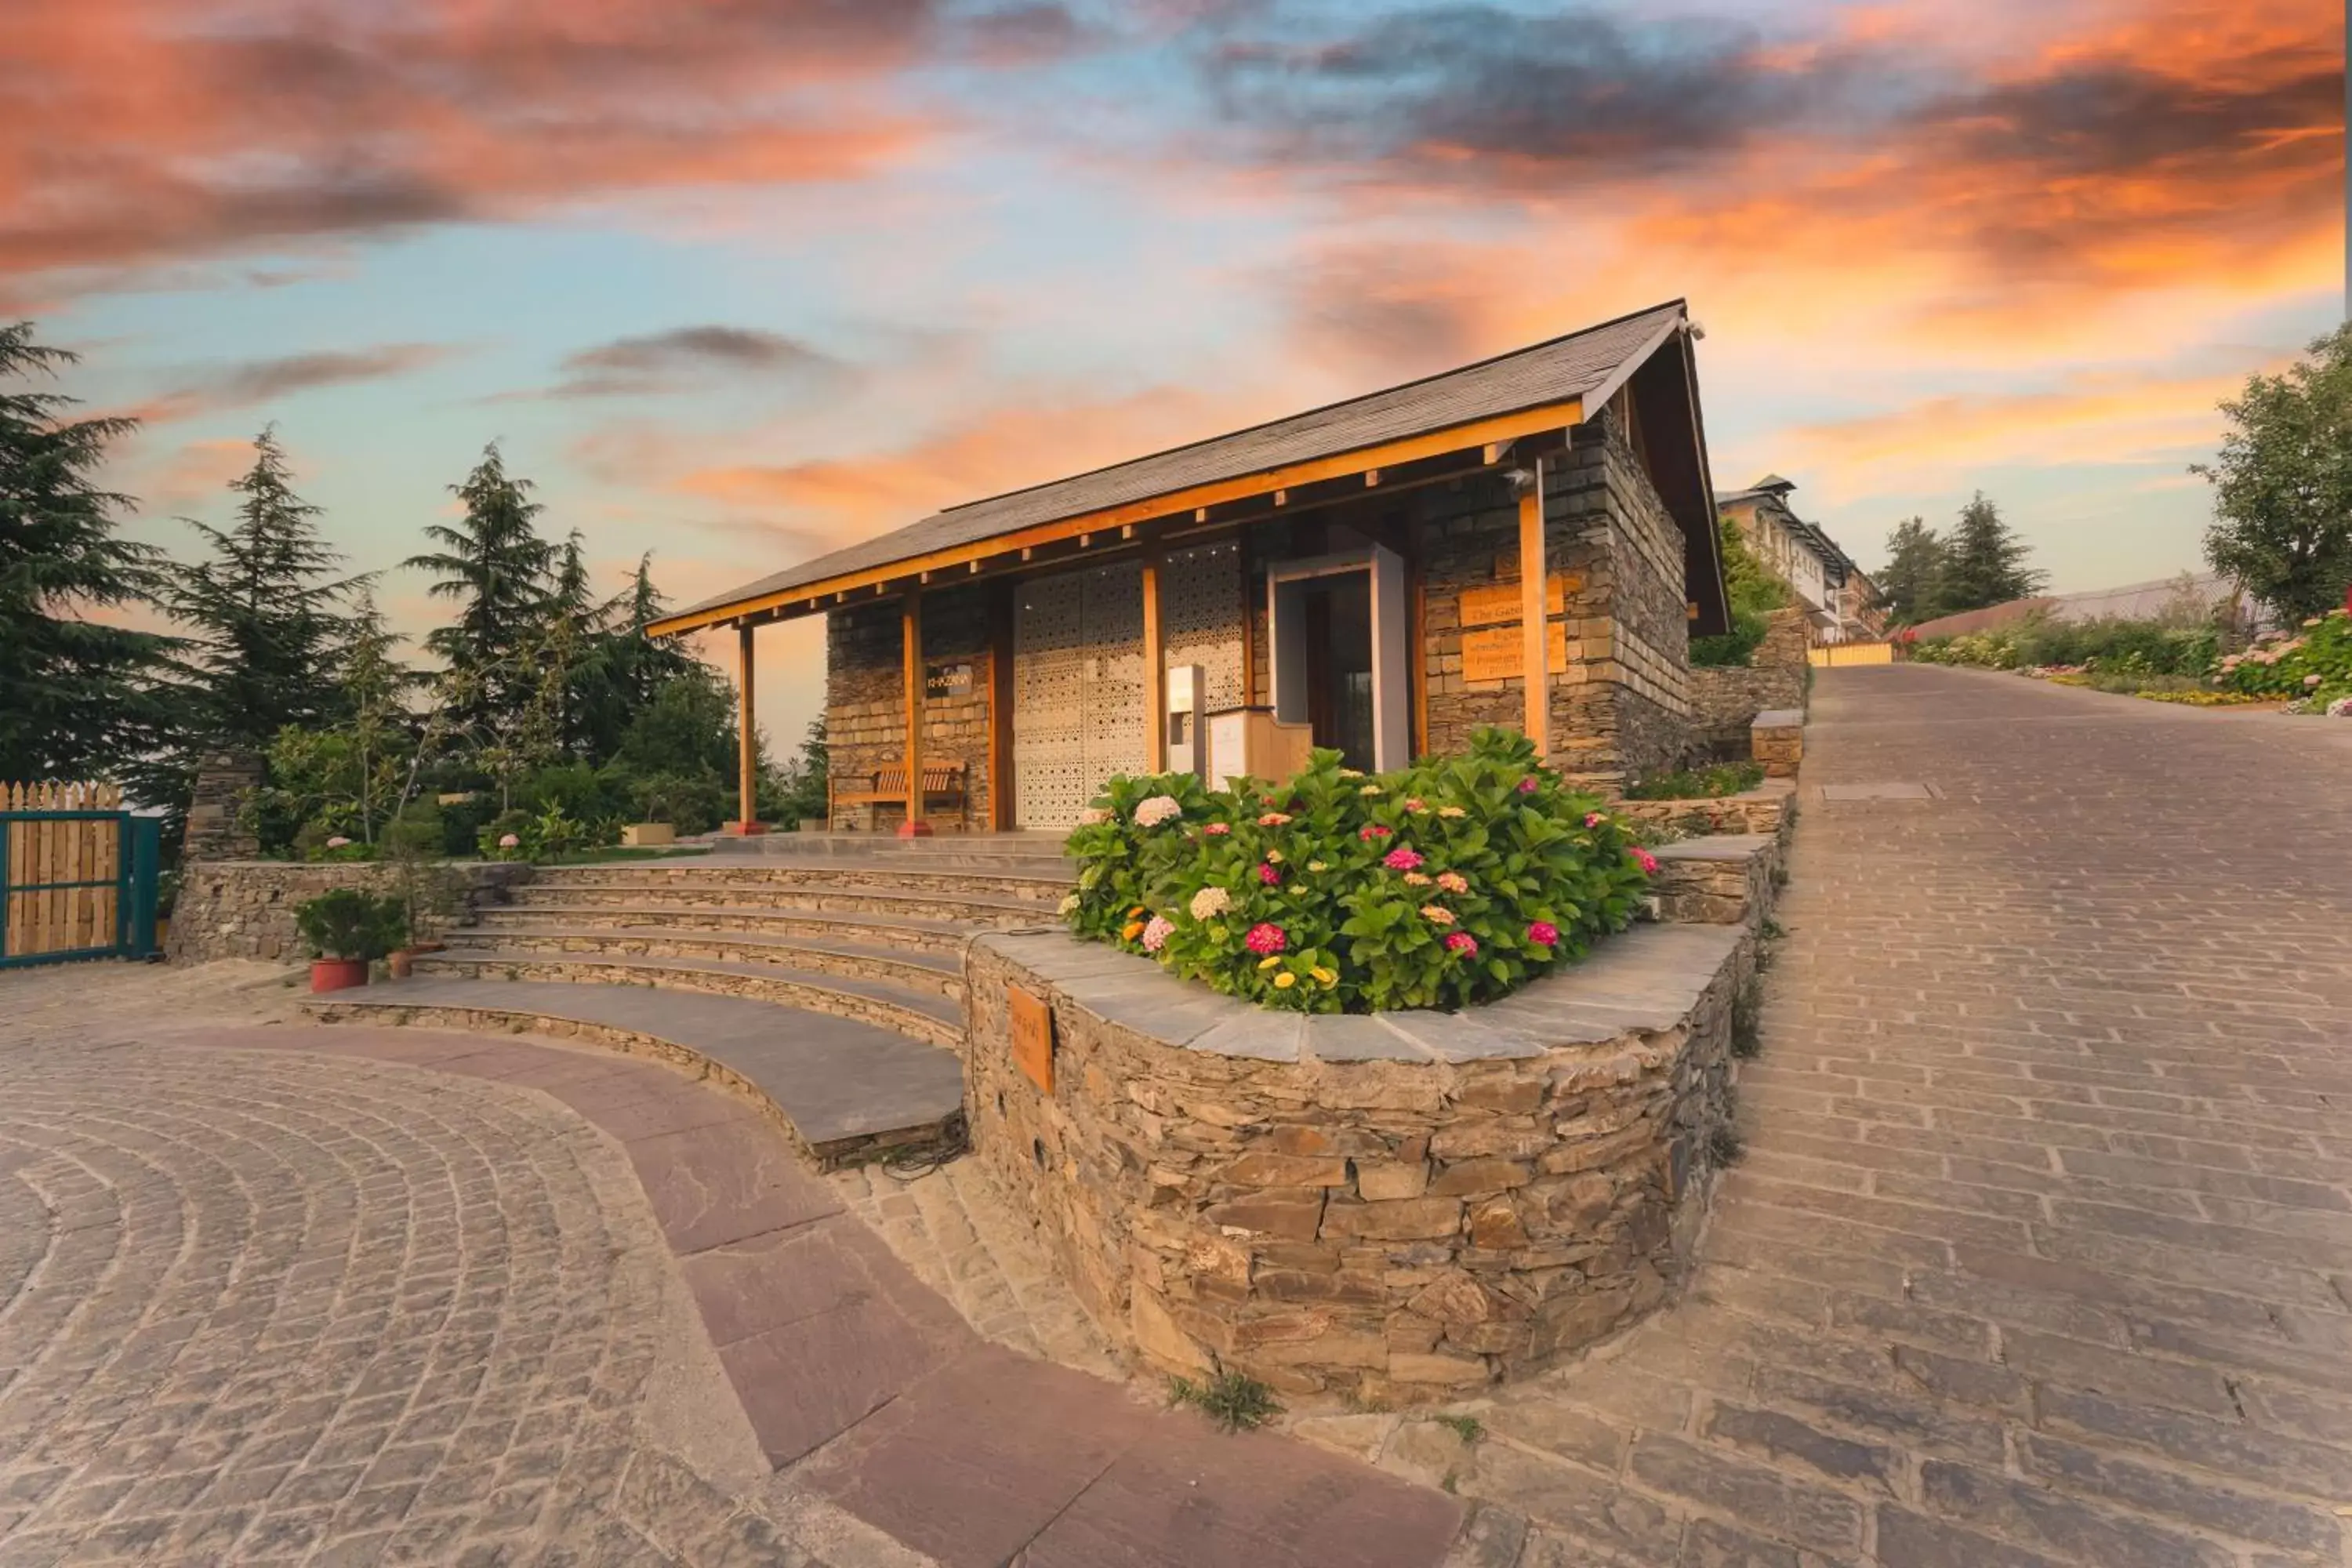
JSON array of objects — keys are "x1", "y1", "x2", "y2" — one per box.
[
  {"x1": 1458, "y1": 574, "x2": 1581, "y2": 628},
  {"x1": 1008, "y1": 985, "x2": 1054, "y2": 1093},
  {"x1": 1460, "y1": 623, "x2": 1573, "y2": 682}
]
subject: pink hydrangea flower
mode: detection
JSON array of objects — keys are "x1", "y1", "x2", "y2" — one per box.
[
  {"x1": 1402, "y1": 872, "x2": 1432, "y2": 887},
  {"x1": 1584, "y1": 812, "x2": 1605, "y2": 829},
  {"x1": 1141, "y1": 915, "x2": 1174, "y2": 953},
  {"x1": 1404, "y1": 797, "x2": 1428, "y2": 813},
  {"x1": 1204, "y1": 822, "x2": 1232, "y2": 835},
  {"x1": 1257, "y1": 812, "x2": 1292, "y2": 827},
  {"x1": 1527, "y1": 920, "x2": 1559, "y2": 946},
  {"x1": 325, "y1": 836, "x2": 351, "y2": 849},
  {"x1": 1517, "y1": 776, "x2": 1540, "y2": 794},
  {"x1": 1444, "y1": 932, "x2": 1479, "y2": 956},
  {"x1": 1258, "y1": 862, "x2": 1279, "y2": 885},
  {"x1": 1631, "y1": 847, "x2": 1660, "y2": 876},
  {"x1": 498, "y1": 833, "x2": 521, "y2": 848},
  {"x1": 1420, "y1": 904, "x2": 1455, "y2": 927},
  {"x1": 1359, "y1": 824, "x2": 1393, "y2": 841},
  {"x1": 1382, "y1": 846, "x2": 1424, "y2": 872},
  {"x1": 1436, "y1": 871, "x2": 1468, "y2": 895},
  {"x1": 1243, "y1": 922, "x2": 1287, "y2": 956}
]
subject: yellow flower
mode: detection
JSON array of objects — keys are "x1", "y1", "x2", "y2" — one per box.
[
  {"x1": 1402, "y1": 872, "x2": 1432, "y2": 887},
  {"x1": 1287, "y1": 884, "x2": 1305, "y2": 895},
  {"x1": 1258, "y1": 954, "x2": 1282, "y2": 970},
  {"x1": 1273, "y1": 971, "x2": 1298, "y2": 989},
  {"x1": 1122, "y1": 920, "x2": 1145, "y2": 941},
  {"x1": 1266, "y1": 848, "x2": 1284, "y2": 863},
  {"x1": 1420, "y1": 904, "x2": 1456, "y2": 927},
  {"x1": 1311, "y1": 966, "x2": 1337, "y2": 987},
  {"x1": 1128, "y1": 906, "x2": 1145, "y2": 917},
  {"x1": 1359, "y1": 784, "x2": 1383, "y2": 797},
  {"x1": 1438, "y1": 805, "x2": 1467, "y2": 818},
  {"x1": 1307, "y1": 860, "x2": 1328, "y2": 873}
]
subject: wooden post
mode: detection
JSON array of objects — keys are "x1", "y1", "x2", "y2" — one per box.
[
  {"x1": 900, "y1": 588, "x2": 931, "y2": 837},
  {"x1": 989, "y1": 583, "x2": 1018, "y2": 831},
  {"x1": 1519, "y1": 464, "x2": 1550, "y2": 762},
  {"x1": 1142, "y1": 554, "x2": 1167, "y2": 773},
  {"x1": 733, "y1": 620, "x2": 764, "y2": 833}
]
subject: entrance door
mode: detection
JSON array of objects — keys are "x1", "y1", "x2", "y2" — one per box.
[
  {"x1": 1011, "y1": 563, "x2": 1146, "y2": 828},
  {"x1": 1269, "y1": 546, "x2": 1411, "y2": 771}
]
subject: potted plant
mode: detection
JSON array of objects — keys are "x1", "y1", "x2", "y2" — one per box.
[
  {"x1": 294, "y1": 888, "x2": 408, "y2": 993},
  {"x1": 623, "y1": 776, "x2": 681, "y2": 848},
  {"x1": 383, "y1": 802, "x2": 459, "y2": 976}
]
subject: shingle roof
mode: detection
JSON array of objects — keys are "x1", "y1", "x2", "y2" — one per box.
[{"x1": 672, "y1": 299, "x2": 1691, "y2": 620}]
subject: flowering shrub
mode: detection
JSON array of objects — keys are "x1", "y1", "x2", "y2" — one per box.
[
  {"x1": 1062, "y1": 728, "x2": 1654, "y2": 1014},
  {"x1": 2218, "y1": 610, "x2": 2352, "y2": 708}
]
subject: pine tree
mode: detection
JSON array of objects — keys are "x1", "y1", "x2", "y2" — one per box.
[
  {"x1": 169, "y1": 427, "x2": 360, "y2": 753},
  {"x1": 0, "y1": 322, "x2": 179, "y2": 783},
  {"x1": 1938, "y1": 493, "x2": 2045, "y2": 615},
  {"x1": 1877, "y1": 517, "x2": 1951, "y2": 626},
  {"x1": 340, "y1": 586, "x2": 416, "y2": 842},
  {"x1": 405, "y1": 443, "x2": 554, "y2": 737}
]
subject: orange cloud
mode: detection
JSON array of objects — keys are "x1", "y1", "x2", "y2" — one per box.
[
  {"x1": 0, "y1": 0, "x2": 946, "y2": 284},
  {"x1": 1781, "y1": 364, "x2": 2279, "y2": 498}
]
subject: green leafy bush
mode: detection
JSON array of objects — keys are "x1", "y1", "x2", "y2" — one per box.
[
  {"x1": 1690, "y1": 516, "x2": 1795, "y2": 667},
  {"x1": 2219, "y1": 609, "x2": 2352, "y2": 706},
  {"x1": 292, "y1": 888, "x2": 408, "y2": 960},
  {"x1": 1062, "y1": 728, "x2": 1655, "y2": 1014},
  {"x1": 1623, "y1": 761, "x2": 1765, "y2": 800},
  {"x1": 1910, "y1": 615, "x2": 2221, "y2": 677},
  {"x1": 477, "y1": 801, "x2": 602, "y2": 862}
]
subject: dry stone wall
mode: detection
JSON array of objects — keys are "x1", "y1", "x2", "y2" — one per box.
[
  {"x1": 964, "y1": 921, "x2": 1751, "y2": 1406},
  {"x1": 1688, "y1": 608, "x2": 1809, "y2": 752},
  {"x1": 168, "y1": 861, "x2": 529, "y2": 964}
]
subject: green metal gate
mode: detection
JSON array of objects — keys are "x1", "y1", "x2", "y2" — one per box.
[{"x1": 0, "y1": 800, "x2": 161, "y2": 968}]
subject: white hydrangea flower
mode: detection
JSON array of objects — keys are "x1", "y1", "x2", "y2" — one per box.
[
  {"x1": 1058, "y1": 893, "x2": 1080, "y2": 915},
  {"x1": 1134, "y1": 794, "x2": 1182, "y2": 827},
  {"x1": 1188, "y1": 885, "x2": 1232, "y2": 920}
]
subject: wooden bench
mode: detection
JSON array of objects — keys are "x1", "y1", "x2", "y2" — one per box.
[{"x1": 829, "y1": 762, "x2": 967, "y2": 828}]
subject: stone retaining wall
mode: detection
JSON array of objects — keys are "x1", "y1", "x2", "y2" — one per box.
[
  {"x1": 1687, "y1": 608, "x2": 1808, "y2": 751},
  {"x1": 1613, "y1": 780, "x2": 1795, "y2": 843},
  {"x1": 167, "y1": 861, "x2": 530, "y2": 964},
  {"x1": 1648, "y1": 836, "x2": 1777, "y2": 925},
  {"x1": 963, "y1": 921, "x2": 1751, "y2": 1405}
]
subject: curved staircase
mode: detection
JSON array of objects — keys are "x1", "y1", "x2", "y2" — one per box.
[{"x1": 303, "y1": 836, "x2": 1074, "y2": 1165}]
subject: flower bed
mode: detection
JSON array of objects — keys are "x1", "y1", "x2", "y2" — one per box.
[
  {"x1": 2219, "y1": 610, "x2": 2352, "y2": 710},
  {"x1": 1062, "y1": 728, "x2": 1653, "y2": 1014}
]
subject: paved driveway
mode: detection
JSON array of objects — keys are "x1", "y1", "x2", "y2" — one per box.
[{"x1": 1461, "y1": 666, "x2": 2352, "y2": 1566}]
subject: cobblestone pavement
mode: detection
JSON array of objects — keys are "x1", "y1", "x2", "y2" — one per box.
[
  {"x1": 1420, "y1": 668, "x2": 2352, "y2": 1566},
  {"x1": 0, "y1": 967, "x2": 869, "y2": 1567}
]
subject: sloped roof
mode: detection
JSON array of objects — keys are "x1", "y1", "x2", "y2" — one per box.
[
  {"x1": 1716, "y1": 474, "x2": 1858, "y2": 576},
  {"x1": 671, "y1": 300, "x2": 1692, "y2": 622}
]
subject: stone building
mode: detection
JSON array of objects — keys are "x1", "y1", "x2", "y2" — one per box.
[{"x1": 655, "y1": 301, "x2": 1733, "y2": 831}]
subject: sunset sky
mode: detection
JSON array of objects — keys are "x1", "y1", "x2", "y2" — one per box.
[{"x1": 5, "y1": 0, "x2": 2342, "y2": 746}]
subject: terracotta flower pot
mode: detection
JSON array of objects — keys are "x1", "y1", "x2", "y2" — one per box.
[
  {"x1": 310, "y1": 957, "x2": 370, "y2": 993},
  {"x1": 387, "y1": 950, "x2": 414, "y2": 979}
]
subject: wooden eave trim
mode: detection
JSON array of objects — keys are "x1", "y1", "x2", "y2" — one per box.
[{"x1": 647, "y1": 396, "x2": 1585, "y2": 637}]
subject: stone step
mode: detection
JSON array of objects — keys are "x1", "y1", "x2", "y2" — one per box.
[
  {"x1": 413, "y1": 948, "x2": 964, "y2": 1050},
  {"x1": 525, "y1": 862, "x2": 1074, "y2": 901},
  {"x1": 441, "y1": 924, "x2": 964, "y2": 1001},
  {"x1": 1646, "y1": 834, "x2": 1777, "y2": 926},
  {"x1": 300, "y1": 977, "x2": 965, "y2": 1164},
  {"x1": 469, "y1": 902, "x2": 977, "y2": 956},
  {"x1": 708, "y1": 831, "x2": 1073, "y2": 869},
  {"x1": 500, "y1": 881, "x2": 1061, "y2": 927}
]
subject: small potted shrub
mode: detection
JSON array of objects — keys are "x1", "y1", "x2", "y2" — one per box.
[{"x1": 294, "y1": 888, "x2": 408, "y2": 993}]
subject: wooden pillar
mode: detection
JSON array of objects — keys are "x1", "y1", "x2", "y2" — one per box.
[
  {"x1": 1142, "y1": 554, "x2": 1167, "y2": 773},
  {"x1": 989, "y1": 584, "x2": 1018, "y2": 831},
  {"x1": 1519, "y1": 464, "x2": 1550, "y2": 761},
  {"x1": 899, "y1": 589, "x2": 931, "y2": 837},
  {"x1": 733, "y1": 620, "x2": 764, "y2": 833}
]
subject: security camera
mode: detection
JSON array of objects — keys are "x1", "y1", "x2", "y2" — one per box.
[{"x1": 1503, "y1": 467, "x2": 1537, "y2": 495}]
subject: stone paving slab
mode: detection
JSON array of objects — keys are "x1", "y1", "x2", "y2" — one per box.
[
  {"x1": 276, "y1": 1024, "x2": 1461, "y2": 1566},
  {"x1": 316, "y1": 975, "x2": 966, "y2": 1148}
]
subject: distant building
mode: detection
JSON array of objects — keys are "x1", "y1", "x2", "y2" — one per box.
[{"x1": 1715, "y1": 476, "x2": 1881, "y2": 643}]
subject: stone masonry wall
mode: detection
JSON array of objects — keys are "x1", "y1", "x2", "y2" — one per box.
[
  {"x1": 1420, "y1": 419, "x2": 1693, "y2": 786},
  {"x1": 826, "y1": 583, "x2": 996, "y2": 830},
  {"x1": 181, "y1": 753, "x2": 263, "y2": 862},
  {"x1": 1687, "y1": 608, "x2": 1808, "y2": 751},
  {"x1": 964, "y1": 925, "x2": 1750, "y2": 1406},
  {"x1": 168, "y1": 860, "x2": 531, "y2": 964}
]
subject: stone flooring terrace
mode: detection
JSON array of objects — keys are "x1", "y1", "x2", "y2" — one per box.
[{"x1": 3, "y1": 664, "x2": 2351, "y2": 1567}]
